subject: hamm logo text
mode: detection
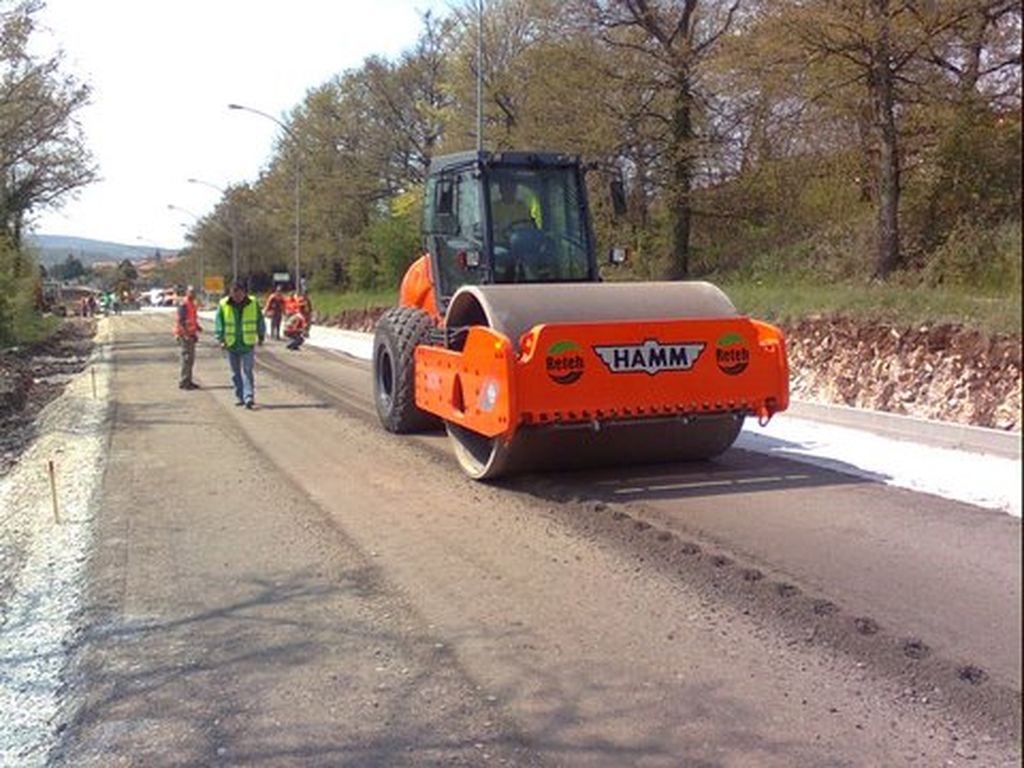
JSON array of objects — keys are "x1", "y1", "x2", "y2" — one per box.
[{"x1": 593, "y1": 340, "x2": 705, "y2": 376}]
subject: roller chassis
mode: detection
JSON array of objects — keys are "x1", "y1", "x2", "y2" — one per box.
[{"x1": 372, "y1": 151, "x2": 789, "y2": 479}]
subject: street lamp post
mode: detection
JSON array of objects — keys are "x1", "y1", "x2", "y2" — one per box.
[
  {"x1": 228, "y1": 102, "x2": 302, "y2": 293},
  {"x1": 169, "y1": 201, "x2": 238, "y2": 286},
  {"x1": 186, "y1": 178, "x2": 240, "y2": 284}
]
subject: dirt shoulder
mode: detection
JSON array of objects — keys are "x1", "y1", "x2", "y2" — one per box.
[
  {"x1": 0, "y1": 318, "x2": 97, "y2": 476},
  {"x1": 319, "y1": 306, "x2": 1023, "y2": 431}
]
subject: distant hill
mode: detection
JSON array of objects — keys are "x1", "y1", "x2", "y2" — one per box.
[{"x1": 26, "y1": 234, "x2": 180, "y2": 267}]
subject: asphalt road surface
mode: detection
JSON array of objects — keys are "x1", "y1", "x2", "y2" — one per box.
[{"x1": 55, "y1": 313, "x2": 1021, "y2": 767}]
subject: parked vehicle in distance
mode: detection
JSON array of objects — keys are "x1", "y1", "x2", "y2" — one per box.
[{"x1": 140, "y1": 288, "x2": 178, "y2": 307}]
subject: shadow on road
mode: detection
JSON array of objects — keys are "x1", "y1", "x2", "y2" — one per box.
[
  {"x1": 254, "y1": 402, "x2": 331, "y2": 411},
  {"x1": 507, "y1": 445, "x2": 873, "y2": 505},
  {"x1": 42, "y1": 567, "x2": 815, "y2": 767}
]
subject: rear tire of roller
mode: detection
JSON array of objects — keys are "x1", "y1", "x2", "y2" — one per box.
[{"x1": 373, "y1": 307, "x2": 440, "y2": 433}]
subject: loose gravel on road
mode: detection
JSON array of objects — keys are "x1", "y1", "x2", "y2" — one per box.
[{"x1": 0, "y1": 320, "x2": 111, "y2": 766}]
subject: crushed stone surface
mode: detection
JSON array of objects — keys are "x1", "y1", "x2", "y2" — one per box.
[{"x1": 0, "y1": 320, "x2": 110, "y2": 766}]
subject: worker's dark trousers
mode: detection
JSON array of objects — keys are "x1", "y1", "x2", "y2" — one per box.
[
  {"x1": 270, "y1": 314, "x2": 282, "y2": 340},
  {"x1": 178, "y1": 337, "x2": 197, "y2": 386}
]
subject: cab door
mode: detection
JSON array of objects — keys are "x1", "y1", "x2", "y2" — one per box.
[{"x1": 425, "y1": 172, "x2": 484, "y2": 302}]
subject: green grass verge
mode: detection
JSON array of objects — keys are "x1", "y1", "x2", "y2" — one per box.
[
  {"x1": 309, "y1": 289, "x2": 396, "y2": 317},
  {"x1": 1, "y1": 311, "x2": 61, "y2": 348},
  {"x1": 309, "y1": 282, "x2": 1021, "y2": 336},
  {"x1": 720, "y1": 279, "x2": 1022, "y2": 335}
]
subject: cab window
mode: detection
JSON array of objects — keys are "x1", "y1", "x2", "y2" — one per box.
[{"x1": 434, "y1": 172, "x2": 483, "y2": 296}]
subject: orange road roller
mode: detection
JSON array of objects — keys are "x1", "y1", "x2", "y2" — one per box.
[{"x1": 373, "y1": 151, "x2": 789, "y2": 479}]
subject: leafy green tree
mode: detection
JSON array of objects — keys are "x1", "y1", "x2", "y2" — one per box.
[
  {"x1": 0, "y1": 1, "x2": 94, "y2": 343},
  {"x1": 178, "y1": 0, "x2": 1019, "y2": 297},
  {"x1": 577, "y1": 1, "x2": 745, "y2": 279},
  {"x1": 0, "y1": 0, "x2": 96, "y2": 253},
  {"x1": 50, "y1": 252, "x2": 87, "y2": 281}
]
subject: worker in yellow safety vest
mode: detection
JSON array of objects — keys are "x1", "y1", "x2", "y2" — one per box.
[
  {"x1": 215, "y1": 281, "x2": 265, "y2": 409},
  {"x1": 491, "y1": 178, "x2": 542, "y2": 242}
]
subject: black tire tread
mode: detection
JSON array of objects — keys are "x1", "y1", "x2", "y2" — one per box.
[{"x1": 373, "y1": 307, "x2": 439, "y2": 433}]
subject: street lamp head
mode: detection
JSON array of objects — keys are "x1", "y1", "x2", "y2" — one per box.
[{"x1": 228, "y1": 103, "x2": 243, "y2": 110}]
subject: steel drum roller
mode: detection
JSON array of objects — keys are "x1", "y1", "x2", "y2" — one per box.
[{"x1": 443, "y1": 282, "x2": 747, "y2": 479}]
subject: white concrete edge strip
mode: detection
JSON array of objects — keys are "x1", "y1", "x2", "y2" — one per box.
[
  {"x1": 738, "y1": 419, "x2": 1021, "y2": 518},
  {"x1": 787, "y1": 400, "x2": 1021, "y2": 461},
  {"x1": 0, "y1": 319, "x2": 113, "y2": 765}
]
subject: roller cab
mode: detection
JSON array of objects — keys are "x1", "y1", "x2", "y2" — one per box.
[{"x1": 372, "y1": 151, "x2": 789, "y2": 479}]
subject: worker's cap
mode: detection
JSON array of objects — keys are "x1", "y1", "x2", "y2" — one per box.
[{"x1": 231, "y1": 280, "x2": 246, "y2": 291}]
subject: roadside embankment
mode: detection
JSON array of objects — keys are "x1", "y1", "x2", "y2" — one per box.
[
  {"x1": 0, "y1": 319, "x2": 98, "y2": 475},
  {"x1": 784, "y1": 317, "x2": 1022, "y2": 431}
]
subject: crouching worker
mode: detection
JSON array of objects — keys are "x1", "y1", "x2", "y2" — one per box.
[{"x1": 284, "y1": 311, "x2": 308, "y2": 351}]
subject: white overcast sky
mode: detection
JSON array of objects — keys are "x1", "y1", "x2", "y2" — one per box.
[{"x1": 31, "y1": 0, "x2": 450, "y2": 250}]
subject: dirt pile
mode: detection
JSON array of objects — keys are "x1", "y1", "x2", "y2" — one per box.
[
  {"x1": 784, "y1": 317, "x2": 1021, "y2": 431},
  {"x1": 0, "y1": 319, "x2": 96, "y2": 475},
  {"x1": 323, "y1": 307, "x2": 1021, "y2": 432}
]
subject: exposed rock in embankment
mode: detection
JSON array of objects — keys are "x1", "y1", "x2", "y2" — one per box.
[{"x1": 783, "y1": 317, "x2": 1021, "y2": 431}]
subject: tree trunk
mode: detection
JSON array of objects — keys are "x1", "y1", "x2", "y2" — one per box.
[
  {"x1": 870, "y1": 1, "x2": 901, "y2": 280},
  {"x1": 667, "y1": 77, "x2": 694, "y2": 281}
]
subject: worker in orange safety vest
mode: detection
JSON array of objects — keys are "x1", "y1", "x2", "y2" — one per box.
[
  {"x1": 283, "y1": 311, "x2": 308, "y2": 351},
  {"x1": 264, "y1": 287, "x2": 285, "y2": 341},
  {"x1": 174, "y1": 285, "x2": 202, "y2": 389}
]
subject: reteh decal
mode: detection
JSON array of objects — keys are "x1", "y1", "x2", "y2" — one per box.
[
  {"x1": 546, "y1": 340, "x2": 584, "y2": 385},
  {"x1": 715, "y1": 332, "x2": 750, "y2": 375}
]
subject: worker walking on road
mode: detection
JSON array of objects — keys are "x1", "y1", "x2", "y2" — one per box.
[
  {"x1": 174, "y1": 285, "x2": 202, "y2": 390},
  {"x1": 264, "y1": 287, "x2": 285, "y2": 341},
  {"x1": 215, "y1": 281, "x2": 265, "y2": 410}
]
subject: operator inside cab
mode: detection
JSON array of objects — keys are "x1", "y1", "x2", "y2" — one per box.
[
  {"x1": 491, "y1": 178, "x2": 540, "y2": 240},
  {"x1": 490, "y1": 176, "x2": 551, "y2": 282}
]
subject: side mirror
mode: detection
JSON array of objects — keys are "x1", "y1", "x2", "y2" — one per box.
[
  {"x1": 608, "y1": 247, "x2": 628, "y2": 265},
  {"x1": 610, "y1": 180, "x2": 627, "y2": 217}
]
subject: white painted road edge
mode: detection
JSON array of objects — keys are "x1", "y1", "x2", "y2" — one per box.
[{"x1": 303, "y1": 321, "x2": 1021, "y2": 518}]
